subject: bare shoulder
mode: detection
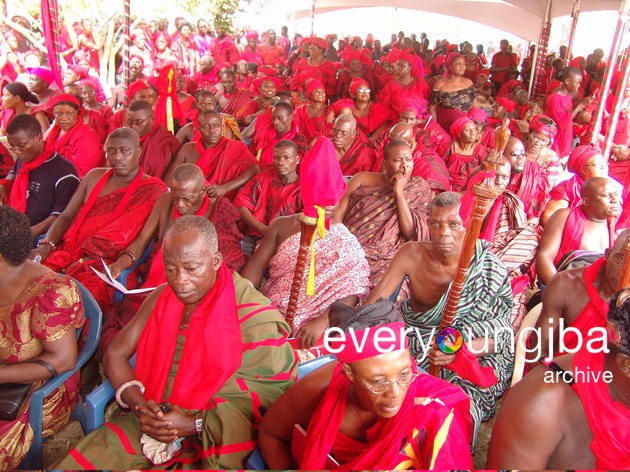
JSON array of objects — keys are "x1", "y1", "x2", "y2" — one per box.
[
  {"x1": 347, "y1": 171, "x2": 385, "y2": 190},
  {"x1": 546, "y1": 207, "x2": 571, "y2": 228},
  {"x1": 549, "y1": 267, "x2": 586, "y2": 292}
]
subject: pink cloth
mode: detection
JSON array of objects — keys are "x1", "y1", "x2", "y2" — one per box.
[
  {"x1": 545, "y1": 92, "x2": 574, "y2": 157},
  {"x1": 261, "y1": 223, "x2": 370, "y2": 330}
]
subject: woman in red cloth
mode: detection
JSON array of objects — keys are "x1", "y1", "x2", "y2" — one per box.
[
  {"x1": 237, "y1": 76, "x2": 281, "y2": 127},
  {"x1": 290, "y1": 37, "x2": 338, "y2": 98},
  {"x1": 259, "y1": 302, "x2": 473, "y2": 470},
  {"x1": 350, "y1": 78, "x2": 395, "y2": 143},
  {"x1": 0, "y1": 82, "x2": 49, "y2": 136},
  {"x1": 334, "y1": 50, "x2": 378, "y2": 101},
  {"x1": 444, "y1": 116, "x2": 488, "y2": 192},
  {"x1": 294, "y1": 79, "x2": 329, "y2": 145},
  {"x1": 378, "y1": 49, "x2": 430, "y2": 116},
  {"x1": 429, "y1": 54, "x2": 476, "y2": 131}
]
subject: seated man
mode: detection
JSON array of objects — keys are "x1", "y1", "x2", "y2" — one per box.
[
  {"x1": 259, "y1": 301, "x2": 474, "y2": 469},
  {"x1": 175, "y1": 90, "x2": 240, "y2": 144},
  {"x1": 444, "y1": 116, "x2": 488, "y2": 192},
  {"x1": 331, "y1": 114, "x2": 375, "y2": 176},
  {"x1": 241, "y1": 137, "x2": 371, "y2": 348},
  {"x1": 376, "y1": 122, "x2": 451, "y2": 193},
  {"x1": 398, "y1": 97, "x2": 451, "y2": 155},
  {"x1": 214, "y1": 68, "x2": 253, "y2": 124},
  {"x1": 365, "y1": 192, "x2": 514, "y2": 445},
  {"x1": 125, "y1": 101, "x2": 181, "y2": 180},
  {"x1": 234, "y1": 140, "x2": 301, "y2": 246},
  {"x1": 525, "y1": 115, "x2": 561, "y2": 187},
  {"x1": 32, "y1": 128, "x2": 167, "y2": 309},
  {"x1": 249, "y1": 101, "x2": 308, "y2": 168},
  {"x1": 164, "y1": 110, "x2": 259, "y2": 200},
  {"x1": 333, "y1": 140, "x2": 432, "y2": 285},
  {"x1": 536, "y1": 176, "x2": 621, "y2": 286},
  {"x1": 504, "y1": 136, "x2": 551, "y2": 222},
  {"x1": 533, "y1": 228, "x2": 630, "y2": 359},
  {"x1": 0, "y1": 115, "x2": 79, "y2": 240},
  {"x1": 100, "y1": 163, "x2": 245, "y2": 351},
  {"x1": 542, "y1": 144, "x2": 608, "y2": 224},
  {"x1": 57, "y1": 216, "x2": 297, "y2": 469},
  {"x1": 487, "y1": 288, "x2": 630, "y2": 470}
]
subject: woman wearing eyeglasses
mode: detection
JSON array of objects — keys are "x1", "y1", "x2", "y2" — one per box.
[
  {"x1": 349, "y1": 77, "x2": 395, "y2": 144},
  {"x1": 259, "y1": 301, "x2": 473, "y2": 470}
]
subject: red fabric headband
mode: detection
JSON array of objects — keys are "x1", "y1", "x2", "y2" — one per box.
[{"x1": 529, "y1": 115, "x2": 557, "y2": 139}]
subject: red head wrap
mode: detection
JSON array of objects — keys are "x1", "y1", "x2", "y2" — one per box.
[
  {"x1": 468, "y1": 107, "x2": 488, "y2": 124},
  {"x1": 246, "y1": 30, "x2": 258, "y2": 41},
  {"x1": 384, "y1": 48, "x2": 401, "y2": 65},
  {"x1": 304, "y1": 36, "x2": 327, "y2": 51},
  {"x1": 568, "y1": 144, "x2": 602, "y2": 174},
  {"x1": 27, "y1": 67, "x2": 55, "y2": 85},
  {"x1": 49, "y1": 93, "x2": 80, "y2": 109},
  {"x1": 253, "y1": 75, "x2": 281, "y2": 92},
  {"x1": 258, "y1": 65, "x2": 276, "y2": 76},
  {"x1": 496, "y1": 97, "x2": 516, "y2": 113},
  {"x1": 345, "y1": 50, "x2": 372, "y2": 67},
  {"x1": 349, "y1": 77, "x2": 369, "y2": 96},
  {"x1": 332, "y1": 98, "x2": 354, "y2": 115},
  {"x1": 450, "y1": 116, "x2": 475, "y2": 139},
  {"x1": 78, "y1": 78, "x2": 99, "y2": 91},
  {"x1": 126, "y1": 79, "x2": 149, "y2": 103},
  {"x1": 305, "y1": 79, "x2": 325, "y2": 98},
  {"x1": 401, "y1": 97, "x2": 428, "y2": 117},
  {"x1": 329, "y1": 322, "x2": 408, "y2": 363},
  {"x1": 446, "y1": 44, "x2": 458, "y2": 53},
  {"x1": 397, "y1": 49, "x2": 424, "y2": 78},
  {"x1": 529, "y1": 115, "x2": 557, "y2": 139}
]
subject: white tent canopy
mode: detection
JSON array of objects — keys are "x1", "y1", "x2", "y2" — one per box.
[{"x1": 280, "y1": 0, "x2": 621, "y2": 41}]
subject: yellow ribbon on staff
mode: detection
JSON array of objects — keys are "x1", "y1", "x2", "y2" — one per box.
[
  {"x1": 306, "y1": 205, "x2": 327, "y2": 296},
  {"x1": 166, "y1": 68, "x2": 174, "y2": 133}
]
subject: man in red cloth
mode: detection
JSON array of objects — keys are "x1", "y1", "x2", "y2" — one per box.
[
  {"x1": 108, "y1": 79, "x2": 157, "y2": 134},
  {"x1": 0, "y1": 115, "x2": 79, "y2": 239},
  {"x1": 259, "y1": 305, "x2": 473, "y2": 469},
  {"x1": 32, "y1": 128, "x2": 167, "y2": 309},
  {"x1": 58, "y1": 215, "x2": 296, "y2": 469},
  {"x1": 125, "y1": 101, "x2": 180, "y2": 180},
  {"x1": 100, "y1": 163, "x2": 245, "y2": 353},
  {"x1": 504, "y1": 136, "x2": 551, "y2": 221},
  {"x1": 164, "y1": 110, "x2": 259, "y2": 201},
  {"x1": 537, "y1": 177, "x2": 622, "y2": 285},
  {"x1": 542, "y1": 144, "x2": 609, "y2": 224},
  {"x1": 260, "y1": 29, "x2": 286, "y2": 65},
  {"x1": 44, "y1": 94, "x2": 104, "y2": 178},
  {"x1": 331, "y1": 114, "x2": 375, "y2": 176},
  {"x1": 250, "y1": 102, "x2": 309, "y2": 168},
  {"x1": 234, "y1": 140, "x2": 301, "y2": 243},
  {"x1": 489, "y1": 39, "x2": 517, "y2": 92},
  {"x1": 189, "y1": 55, "x2": 221, "y2": 92},
  {"x1": 214, "y1": 69, "x2": 253, "y2": 122},
  {"x1": 241, "y1": 31, "x2": 264, "y2": 65},
  {"x1": 534, "y1": 229, "x2": 630, "y2": 360},
  {"x1": 211, "y1": 28, "x2": 241, "y2": 65},
  {"x1": 487, "y1": 287, "x2": 630, "y2": 470}
]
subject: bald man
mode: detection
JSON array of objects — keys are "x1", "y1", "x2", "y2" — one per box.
[
  {"x1": 333, "y1": 139, "x2": 433, "y2": 285},
  {"x1": 536, "y1": 177, "x2": 622, "y2": 285},
  {"x1": 331, "y1": 114, "x2": 375, "y2": 176}
]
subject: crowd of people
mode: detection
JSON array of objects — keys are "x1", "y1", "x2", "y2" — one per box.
[{"x1": 0, "y1": 11, "x2": 629, "y2": 471}]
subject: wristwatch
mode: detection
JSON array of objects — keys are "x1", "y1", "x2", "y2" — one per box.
[{"x1": 194, "y1": 413, "x2": 203, "y2": 439}]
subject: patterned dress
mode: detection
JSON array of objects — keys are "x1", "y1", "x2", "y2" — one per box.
[
  {"x1": 0, "y1": 273, "x2": 84, "y2": 469},
  {"x1": 430, "y1": 85, "x2": 476, "y2": 131}
]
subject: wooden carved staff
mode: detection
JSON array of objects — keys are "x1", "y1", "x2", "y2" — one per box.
[
  {"x1": 285, "y1": 214, "x2": 317, "y2": 330},
  {"x1": 429, "y1": 120, "x2": 510, "y2": 377},
  {"x1": 617, "y1": 236, "x2": 630, "y2": 290}
]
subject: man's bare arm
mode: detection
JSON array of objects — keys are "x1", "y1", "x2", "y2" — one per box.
[
  {"x1": 239, "y1": 220, "x2": 282, "y2": 287},
  {"x1": 536, "y1": 208, "x2": 570, "y2": 286},
  {"x1": 364, "y1": 242, "x2": 416, "y2": 304}
]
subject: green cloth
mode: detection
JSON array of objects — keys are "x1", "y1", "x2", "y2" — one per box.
[
  {"x1": 401, "y1": 240, "x2": 514, "y2": 447},
  {"x1": 58, "y1": 273, "x2": 297, "y2": 469}
]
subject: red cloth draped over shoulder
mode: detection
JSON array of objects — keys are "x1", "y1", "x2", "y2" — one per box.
[
  {"x1": 549, "y1": 174, "x2": 583, "y2": 209},
  {"x1": 507, "y1": 160, "x2": 550, "y2": 219},
  {"x1": 136, "y1": 263, "x2": 242, "y2": 410},
  {"x1": 219, "y1": 87, "x2": 254, "y2": 117},
  {"x1": 338, "y1": 136, "x2": 375, "y2": 176},
  {"x1": 195, "y1": 137, "x2": 257, "y2": 201},
  {"x1": 300, "y1": 363, "x2": 473, "y2": 469},
  {"x1": 251, "y1": 116, "x2": 309, "y2": 169},
  {"x1": 353, "y1": 101, "x2": 396, "y2": 136},
  {"x1": 293, "y1": 104, "x2": 327, "y2": 143},
  {"x1": 84, "y1": 109, "x2": 108, "y2": 144},
  {"x1": 44, "y1": 122, "x2": 104, "y2": 178},
  {"x1": 444, "y1": 143, "x2": 488, "y2": 192},
  {"x1": 377, "y1": 78, "x2": 430, "y2": 116},
  {"x1": 138, "y1": 123, "x2": 181, "y2": 179},
  {"x1": 9, "y1": 148, "x2": 54, "y2": 212},
  {"x1": 411, "y1": 145, "x2": 451, "y2": 193},
  {"x1": 554, "y1": 206, "x2": 587, "y2": 266}
]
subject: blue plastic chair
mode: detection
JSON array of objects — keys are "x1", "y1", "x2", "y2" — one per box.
[
  {"x1": 389, "y1": 276, "x2": 408, "y2": 303},
  {"x1": 245, "y1": 355, "x2": 337, "y2": 470},
  {"x1": 113, "y1": 242, "x2": 153, "y2": 304},
  {"x1": 19, "y1": 279, "x2": 102, "y2": 470}
]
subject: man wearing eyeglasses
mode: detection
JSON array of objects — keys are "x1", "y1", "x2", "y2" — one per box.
[
  {"x1": 0, "y1": 114, "x2": 79, "y2": 241},
  {"x1": 331, "y1": 114, "x2": 375, "y2": 176},
  {"x1": 31, "y1": 127, "x2": 167, "y2": 309},
  {"x1": 125, "y1": 101, "x2": 180, "y2": 180}
]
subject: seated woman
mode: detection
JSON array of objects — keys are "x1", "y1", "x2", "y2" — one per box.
[
  {"x1": 0, "y1": 206, "x2": 84, "y2": 469},
  {"x1": 350, "y1": 78, "x2": 395, "y2": 143},
  {"x1": 0, "y1": 82, "x2": 50, "y2": 136},
  {"x1": 429, "y1": 54, "x2": 476, "y2": 131},
  {"x1": 259, "y1": 300, "x2": 474, "y2": 470}
]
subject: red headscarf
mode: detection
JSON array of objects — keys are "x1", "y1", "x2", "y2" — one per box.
[
  {"x1": 568, "y1": 144, "x2": 601, "y2": 174},
  {"x1": 450, "y1": 116, "x2": 474, "y2": 139},
  {"x1": 332, "y1": 98, "x2": 354, "y2": 115},
  {"x1": 245, "y1": 30, "x2": 258, "y2": 41},
  {"x1": 306, "y1": 79, "x2": 325, "y2": 98},
  {"x1": 495, "y1": 97, "x2": 516, "y2": 113},
  {"x1": 398, "y1": 49, "x2": 424, "y2": 78},
  {"x1": 349, "y1": 77, "x2": 369, "y2": 96},
  {"x1": 303, "y1": 36, "x2": 327, "y2": 51},
  {"x1": 468, "y1": 107, "x2": 488, "y2": 124},
  {"x1": 345, "y1": 49, "x2": 372, "y2": 66},
  {"x1": 49, "y1": 93, "x2": 81, "y2": 109},
  {"x1": 253, "y1": 75, "x2": 282, "y2": 92},
  {"x1": 27, "y1": 67, "x2": 55, "y2": 85},
  {"x1": 126, "y1": 79, "x2": 149, "y2": 103},
  {"x1": 529, "y1": 115, "x2": 557, "y2": 139},
  {"x1": 401, "y1": 97, "x2": 428, "y2": 117}
]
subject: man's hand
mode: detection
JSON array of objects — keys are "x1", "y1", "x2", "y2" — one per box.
[
  {"x1": 581, "y1": 95, "x2": 594, "y2": 108},
  {"x1": 207, "y1": 184, "x2": 227, "y2": 197},
  {"x1": 136, "y1": 399, "x2": 178, "y2": 444},
  {"x1": 108, "y1": 255, "x2": 132, "y2": 279},
  {"x1": 391, "y1": 172, "x2": 409, "y2": 197},
  {"x1": 295, "y1": 313, "x2": 329, "y2": 349},
  {"x1": 428, "y1": 345, "x2": 456, "y2": 367}
]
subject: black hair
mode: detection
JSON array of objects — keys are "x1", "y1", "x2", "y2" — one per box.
[
  {"x1": 6, "y1": 114, "x2": 42, "y2": 137},
  {"x1": 0, "y1": 206, "x2": 32, "y2": 266}
]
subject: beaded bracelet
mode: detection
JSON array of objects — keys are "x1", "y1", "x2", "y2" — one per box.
[
  {"x1": 115, "y1": 379, "x2": 145, "y2": 409},
  {"x1": 37, "y1": 239, "x2": 56, "y2": 250},
  {"x1": 119, "y1": 249, "x2": 138, "y2": 269}
]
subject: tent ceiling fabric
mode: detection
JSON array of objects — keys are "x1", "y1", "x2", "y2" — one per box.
[{"x1": 285, "y1": 0, "x2": 621, "y2": 41}]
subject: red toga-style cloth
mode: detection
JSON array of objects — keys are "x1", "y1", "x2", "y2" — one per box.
[
  {"x1": 444, "y1": 143, "x2": 488, "y2": 192},
  {"x1": 571, "y1": 347, "x2": 630, "y2": 469},
  {"x1": 338, "y1": 136, "x2": 376, "y2": 176},
  {"x1": 545, "y1": 92, "x2": 574, "y2": 157},
  {"x1": 44, "y1": 170, "x2": 167, "y2": 308},
  {"x1": 507, "y1": 160, "x2": 551, "y2": 219},
  {"x1": 353, "y1": 102, "x2": 395, "y2": 137},
  {"x1": 293, "y1": 105, "x2": 327, "y2": 144},
  {"x1": 300, "y1": 363, "x2": 473, "y2": 469},
  {"x1": 233, "y1": 167, "x2": 301, "y2": 238},
  {"x1": 138, "y1": 123, "x2": 181, "y2": 179},
  {"x1": 195, "y1": 137, "x2": 258, "y2": 201},
  {"x1": 378, "y1": 78, "x2": 430, "y2": 116},
  {"x1": 411, "y1": 145, "x2": 451, "y2": 193},
  {"x1": 554, "y1": 206, "x2": 589, "y2": 266},
  {"x1": 211, "y1": 37, "x2": 241, "y2": 65},
  {"x1": 44, "y1": 122, "x2": 104, "y2": 178},
  {"x1": 549, "y1": 174, "x2": 583, "y2": 210},
  {"x1": 416, "y1": 120, "x2": 452, "y2": 157},
  {"x1": 218, "y1": 87, "x2": 253, "y2": 117},
  {"x1": 290, "y1": 58, "x2": 338, "y2": 97},
  {"x1": 84, "y1": 109, "x2": 109, "y2": 144},
  {"x1": 251, "y1": 111, "x2": 309, "y2": 168}
]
